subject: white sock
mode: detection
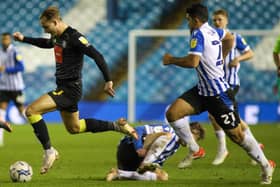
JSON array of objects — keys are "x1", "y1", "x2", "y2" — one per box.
[
  {"x1": 0, "y1": 109, "x2": 6, "y2": 146},
  {"x1": 240, "y1": 134, "x2": 269, "y2": 168},
  {"x1": 118, "y1": 169, "x2": 157, "y2": 181},
  {"x1": 0, "y1": 129, "x2": 3, "y2": 146},
  {"x1": 142, "y1": 134, "x2": 171, "y2": 164},
  {"x1": 169, "y1": 118, "x2": 199, "y2": 153},
  {"x1": 45, "y1": 147, "x2": 55, "y2": 154},
  {"x1": 243, "y1": 127, "x2": 255, "y2": 140},
  {"x1": 215, "y1": 130, "x2": 227, "y2": 153},
  {"x1": 0, "y1": 109, "x2": 6, "y2": 121}
]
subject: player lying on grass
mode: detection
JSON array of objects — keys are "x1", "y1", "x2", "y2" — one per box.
[{"x1": 106, "y1": 122, "x2": 205, "y2": 181}]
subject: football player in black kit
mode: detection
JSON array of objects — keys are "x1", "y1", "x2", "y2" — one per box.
[{"x1": 13, "y1": 6, "x2": 138, "y2": 175}]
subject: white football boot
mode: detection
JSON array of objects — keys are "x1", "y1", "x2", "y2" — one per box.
[{"x1": 40, "y1": 147, "x2": 59, "y2": 174}]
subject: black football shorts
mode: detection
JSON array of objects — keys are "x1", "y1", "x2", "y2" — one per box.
[
  {"x1": 179, "y1": 86, "x2": 240, "y2": 130},
  {"x1": 48, "y1": 79, "x2": 82, "y2": 112}
]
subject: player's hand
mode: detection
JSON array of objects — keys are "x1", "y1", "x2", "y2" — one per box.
[
  {"x1": 136, "y1": 148, "x2": 147, "y2": 157},
  {"x1": 104, "y1": 81, "x2": 115, "y2": 97},
  {"x1": 229, "y1": 58, "x2": 239, "y2": 67},
  {"x1": 0, "y1": 66, "x2": 5, "y2": 72},
  {"x1": 13, "y1": 32, "x2": 24, "y2": 41},
  {"x1": 163, "y1": 53, "x2": 172, "y2": 65}
]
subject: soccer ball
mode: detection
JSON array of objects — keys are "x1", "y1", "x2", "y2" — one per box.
[{"x1": 9, "y1": 161, "x2": 33, "y2": 182}]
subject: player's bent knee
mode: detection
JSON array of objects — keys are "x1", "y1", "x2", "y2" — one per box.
[
  {"x1": 65, "y1": 124, "x2": 80, "y2": 134},
  {"x1": 165, "y1": 110, "x2": 178, "y2": 122},
  {"x1": 25, "y1": 105, "x2": 35, "y2": 117}
]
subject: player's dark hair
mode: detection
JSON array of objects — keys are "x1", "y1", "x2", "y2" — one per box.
[
  {"x1": 40, "y1": 6, "x2": 61, "y2": 21},
  {"x1": 213, "y1": 9, "x2": 228, "y2": 18},
  {"x1": 1, "y1": 32, "x2": 11, "y2": 36},
  {"x1": 186, "y1": 3, "x2": 208, "y2": 23}
]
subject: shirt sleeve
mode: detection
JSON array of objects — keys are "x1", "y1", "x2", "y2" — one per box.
[
  {"x1": 5, "y1": 50, "x2": 24, "y2": 74},
  {"x1": 72, "y1": 33, "x2": 111, "y2": 82},
  {"x1": 22, "y1": 37, "x2": 54, "y2": 48},
  {"x1": 188, "y1": 30, "x2": 204, "y2": 56},
  {"x1": 132, "y1": 126, "x2": 146, "y2": 150},
  {"x1": 273, "y1": 35, "x2": 280, "y2": 53},
  {"x1": 235, "y1": 34, "x2": 250, "y2": 53}
]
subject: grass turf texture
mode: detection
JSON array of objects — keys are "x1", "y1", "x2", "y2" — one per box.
[{"x1": 0, "y1": 123, "x2": 279, "y2": 187}]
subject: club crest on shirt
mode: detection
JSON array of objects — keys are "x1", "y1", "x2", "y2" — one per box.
[
  {"x1": 241, "y1": 38, "x2": 247, "y2": 45},
  {"x1": 16, "y1": 54, "x2": 23, "y2": 61},
  {"x1": 79, "y1": 36, "x2": 89, "y2": 46},
  {"x1": 190, "y1": 38, "x2": 197, "y2": 48},
  {"x1": 62, "y1": 40, "x2": 67, "y2": 48}
]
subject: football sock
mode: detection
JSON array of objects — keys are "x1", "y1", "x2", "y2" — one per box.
[
  {"x1": 28, "y1": 115, "x2": 51, "y2": 150},
  {"x1": 118, "y1": 169, "x2": 157, "y2": 181},
  {"x1": 215, "y1": 130, "x2": 227, "y2": 153},
  {"x1": 0, "y1": 109, "x2": 6, "y2": 121},
  {"x1": 169, "y1": 118, "x2": 199, "y2": 153},
  {"x1": 0, "y1": 129, "x2": 3, "y2": 146},
  {"x1": 240, "y1": 133, "x2": 269, "y2": 168},
  {"x1": 0, "y1": 109, "x2": 6, "y2": 146},
  {"x1": 243, "y1": 127, "x2": 255, "y2": 140},
  {"x1": 83, "y1": 118, "x2": 115, "y2": 133}
]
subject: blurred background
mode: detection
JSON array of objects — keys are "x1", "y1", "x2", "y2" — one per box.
[{"x1": 1, "y1": 0, "x2": 279, "y2": 123}]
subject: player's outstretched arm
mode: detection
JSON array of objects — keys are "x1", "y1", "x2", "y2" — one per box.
[
  {"x1": 13, "y1": 32, "x2": 53, "y2": 48},
  {"x1": 162, "y1": 53, "x2": 200, "y2": 68},
  {"x1": 13, "y1": 32, "x2": 24, "y2": 41}
]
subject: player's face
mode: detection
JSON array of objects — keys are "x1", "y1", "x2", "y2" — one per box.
[
  {"x1": 40, "y1": 17, "x2": 58, "y2": 36},
  {"x1": 212, "y1": 14, "x2": 228, "y2": 29},
  {"x1": 186, "y1": 14, "x2": 198, "y2": 30},
  {"x1": 1, "y1": 35, "x2": 11, "y2": 49}
]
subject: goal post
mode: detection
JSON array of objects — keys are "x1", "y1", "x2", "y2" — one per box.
[{"x1": 128, "y1": 29, "x2": 279, "y2": 122}]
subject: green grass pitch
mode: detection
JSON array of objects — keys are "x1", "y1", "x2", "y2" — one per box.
[{"x1": 0, "y1": 123, "x2": 279, "y2": 186}]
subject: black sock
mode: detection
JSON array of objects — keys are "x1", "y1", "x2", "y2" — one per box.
[
  {"x1": 31, "y1": 119, "x2": 51, "y2": 150},
  {"x1": 85, "y1": 118, "x2": 115, "y2": 133}
]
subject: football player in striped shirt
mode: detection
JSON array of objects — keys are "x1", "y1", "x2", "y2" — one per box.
[
  {"x1": 163, "y1": 3, "x2": 275, "y2": 184},
  {"x1": 0, "y1": 33, "x2": 25, "y2": 144},
  {"x1": 210, "y1": 9, "x2": 258, "y2": 166},
  {"x1": 106, "y1": 122, "x2": 204, "y2": 181}
]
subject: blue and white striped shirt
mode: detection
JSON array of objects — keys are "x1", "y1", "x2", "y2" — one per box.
[
  {"x1": 189, "y1": 22, "x2": 230, "y2": 96},
  {"x1": 0, "y1": 44, "x2": 24, "y2": 91},
  {"x1": 224, "y1": 32, "x2": 250, "y2": 87},
  {"x1": 132, "y1": 124, "x2": 180, "y2": 166}
]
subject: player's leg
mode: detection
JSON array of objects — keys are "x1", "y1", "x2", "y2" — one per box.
[
  {"x1": 60, "y1": 111, "x2": 137, "y2": 139},
  {"x1": 13, "y1": 91, "x2": 26, "y2": 119},
  {"x1": 209, "y1": 90, "x2": 275, "y2": 184},
  {"x1": 224, "y1": 125, "x2": 275, "y2": 184},
  {"x1": 116, "y1": 169, "x2": 167, "y2": 181},
  {"x1": 25, "y1": 93, "x2": 58, "y2": 174},
  {"x1": 239, "y1": 119, "x2": 265, "y2": 165},
  {"x1": 167, "y1": 87, "x2": 205, "y2": 168},
  {"x1": 138, "y1": 133, "x2": 176, "y2": 173},
  {"x1": 166, "y1": 100, "x2": 198, "y2": 153},
  {"x1": 209, "y1": 113, "x2": 229, "y2": 165},
  {"x1": 0, "y1": 100, "x2": 10, "y2": 145}
]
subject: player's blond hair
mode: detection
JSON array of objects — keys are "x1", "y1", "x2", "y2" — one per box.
[
  {"x1": 213, "y1": 9, "x2": 228, "y2": 18},
  {"x1": 40, "y1": 6, "x2": 62, "y2": 21}
]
